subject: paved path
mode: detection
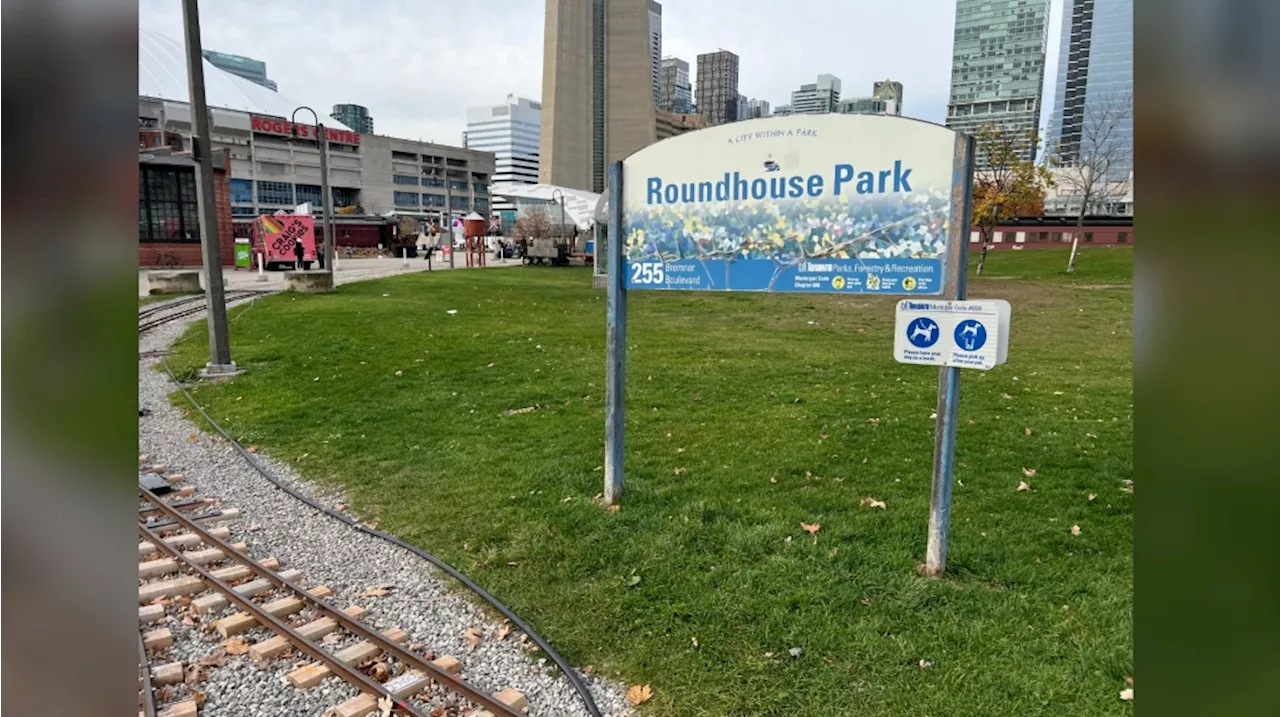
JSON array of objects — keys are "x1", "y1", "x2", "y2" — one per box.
[{"x1": 139, "y1": 255, "x2": 522, "y2": 296}]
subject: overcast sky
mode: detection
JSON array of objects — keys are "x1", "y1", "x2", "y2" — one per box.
[{"x1": 140, "y1": 0, "x2": 1062, "y2": 145}]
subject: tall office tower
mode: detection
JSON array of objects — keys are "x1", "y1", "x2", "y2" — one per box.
[
  {"x1": 736, "y1": 94, "x2": 749, "y2": 121},
  {"x1": 1047, "y1": 0, "x2": 1133, "y2": 177},
  {"x1": 201, "y1": 50, "x2": 277, "y2": 92},
  {"x1": 330, "y1": 104, "x2": 374, "y2": 134},
  {"x1": 659, "y1": 56, "x2": 693, "y2": 113},
  {"x1": 873, "y1": 80, "x2": 904, "y2": 113},
  {"x1": 649, "y1": 2, "x2": 663, "y2": 108},
  {"x1": 696, "y1": 49, "x2": 740, "y2": 126},
  {"x1": 789, "y1": 74, "x2": 842, "y2": 114},
  {"x1": 465, "y1": 95, "x2": 542, "y2": 213},
  {"x1": 746, "y1": 98, "x2": 771, "y2": 118},
  {"x1": 540, "y1": 0, "x2": 657, "y2": 192},
  {"x1": 945, "y1": 0, "x2": 1051, "y2": 164}
]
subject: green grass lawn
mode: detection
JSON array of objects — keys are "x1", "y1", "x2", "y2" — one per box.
[{"x1": 169, "y1": 246, "x2": 1133, "y2": 716}]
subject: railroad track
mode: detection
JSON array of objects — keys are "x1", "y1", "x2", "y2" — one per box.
[
  {"x1": 137, "y1": 468, "x2": 528, "y2": 717},
  {"x1": 139, "y1": 291, "x2": 275, "y2": 334}
]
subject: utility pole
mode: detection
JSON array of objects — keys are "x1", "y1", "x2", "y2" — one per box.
[
  {"x1": 291, "y1": 107, "x2": 334, "y2": 277},
  {"x1": 181, "y1": 0, "x2": 236, "y2": 376}
]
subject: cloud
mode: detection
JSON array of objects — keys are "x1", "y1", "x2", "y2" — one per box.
[{"x1": 140, "y1": 0, "x2": 1063, "y2": 144}]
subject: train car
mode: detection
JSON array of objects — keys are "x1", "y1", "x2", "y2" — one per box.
[{"x1": 251, "y1": 214, "x2": 318, "y2": 270}]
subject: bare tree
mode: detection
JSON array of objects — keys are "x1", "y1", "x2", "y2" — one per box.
[
  {"x1": 971, "y1": 125, "x2": 1052, "y2": 275},
  {"x1": 513, "y1": 206, "x2": 551, "y2": 240},
  {"x1": 1049, "y1": 91, "x2": 1133, "y2": 273}
]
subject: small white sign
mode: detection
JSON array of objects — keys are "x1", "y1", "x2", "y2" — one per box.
[{"x1": 893, "y1": 299, "x2": 1010, "y2": 370}]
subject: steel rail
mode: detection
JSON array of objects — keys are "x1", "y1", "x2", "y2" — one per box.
[
  {"x1": 138, "y1": 487, "x2": 521, "y2": 717},
  {"x1": 138, "y1": 290, "x2": 274, "y2": 333},
  {"x1": 138, "y1": 631, "x2": 158, "y2": 717}
]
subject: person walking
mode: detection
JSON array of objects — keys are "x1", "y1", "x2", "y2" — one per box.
[{"x1": 293, "y1": 236, "x2": 305, "y2": 270}]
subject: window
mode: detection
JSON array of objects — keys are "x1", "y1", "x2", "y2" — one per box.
[
  {"x1": 1118, "y1": 231, "x2": 1129, "y2": 244},
  {"x1": 392, "y1": 150, "x2": 418, "y2": 161},
  {"x1": 1051, "y1": 231, "x2": 1063, "y2": 243},
  {"x1": 450, "y1": 196, "x2": 468, "y2": 210},
  {"x1": 231, "y1": 206, "x2": 258, "y2": 216},
  {"x1": 394, "y1": 175, "x2": 419, "y2": 186},
  {"x1": 474, "y1": 183, "x2": 487, "y2": 193},
  {"x1": 256, "y1": 180, "x2": 294, "y2": 205},
  {"x1": 422, "y1": 177, "x2": 444, "y2": 188},
  {"x1": 475, "y1": 199, "x2": 489, "y2": 213},
  {"x1": 230, "y1": 178, "x2": 254, "y2": 204},
  {"x1": 139, "y1": 166, "x2": 201, "y2": 243},
  {"x1": 394, "y1": 191, "x2": 420, "y2": 207},
  {"x1": 1084, "y1": 232, "x2": 1094, "y2": 243},
  {"x1": 332, "y1": 187, "x2": 359, "y2": 208},
  {"x1": 295, "y1": 184, "x2": 322, "y2": 205},
  {"x1": 449, "y1": 181, "x2": 469, "y2": 192},
  {"x1": 423, "y1": 194, "x2": 445, "y2": 207}
]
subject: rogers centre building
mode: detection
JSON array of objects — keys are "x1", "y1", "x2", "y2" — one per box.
[{"x1": 138, "y1": 29, "x2": 494, "y2": 233}]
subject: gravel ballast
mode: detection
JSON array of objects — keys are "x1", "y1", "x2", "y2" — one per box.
[{"x1": 139, "y1": 298, "x2": 636, "y2": 717}]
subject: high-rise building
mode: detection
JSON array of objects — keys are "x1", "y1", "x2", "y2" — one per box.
[
  {"x1": 696, "y1": 49, "x2": 740, "y2": 126},
  {"x1": 540, "y1": 0, "x2": 658, "y2": 192},
  {"x1": 659, "y1": 56, "x2": 693, "y2": 114},
  {"x1": 649, "y1": 2, "x2": 663, "y2": 108},
  {"x1": 945, "y1": 0, "x2": 1051, "y2": 164},
  {"x1": 1047, "y1": 0, "x2": 1133, "y2": 177},
  {"x1": 736, "y1": 94, "x2": 749, "y2": 121},
  {"x1": 465, "y1": 95, "x2": 542, "y2": 213},
  {"x1": 746, "y1": 98, "x2": 771, "y2": 119},
  {"x1": 330, "y1": 104, "x2": 374, "y2": 134},
  {"x1": 201, "y1": 50, "x2": 277, "y2": 92},
  {"x1": 837, "y1": 79, "x2": 904, "y2": 116},
  {"x1": 788, "y1": 74, "x2": 842, "y2": 114}
]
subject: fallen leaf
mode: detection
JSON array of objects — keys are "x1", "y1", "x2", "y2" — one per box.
[
  {"x1": 370, "y1": 661, "x2": 389, "y2": 681},
  {"x1": 673, "y1": 467, "x2": 686, "y2": 475},
  {"x1": 487, "y1": 362, "x2": 495, "y2": 368},
  {"x1": 861, "y1": 497, "x2": 887, "y2": 510},
  {"x1": 1022, "y1": 467, "x2": 1037, "y2": 478},
  {"x1": 801, "y1": 522, "x2": 821, "y2": 535},
  {"x1": 860, "y1": 596, "x2": 873, "y2": 606},
  {"x1": 691, "y1": 636, "x2": 699, "y2": 648},
  {"x1": 497, "y1": 624, "x2": 512, "y2": 641},
  {"x1": 359, "y1": 583, "x2": 395, "y2": 598},
  {"x1": 464, "y1": 626, "x2": 483, "y2": 650},
  {"x1": 1120, "y1": 688, "x2": 1134, "y2": 701},
  {"x1": 503, "y1": 406, "x2": 538, "y2": 416},
  {"x1": 626, "y1": 574, "x2": 642, "y2": 587},
  {"x1": 189, "y1": 433, "x2": 198, "y2": 441},
  {"x1": 1054, "y1": 390, "x2": 1066, "y2": 396},
  {"x1": 583, "y1": 665, "x2": 594, "y2": 674},
  {"x1": 1071, "y1": 524, "x2": 1082, "y2": 536},
  {"x1": 789, "y1": 647, "x2": 803, "y2": 658},
  {"x1": 246, "y1": 446, "x2": 257, "y2": 454},
  {"x1": 606, "y1": 504, "x2": 620, "y2": 513},
  {"x1": 918, "y1": 659, "x2": 934, "y2": 669},
  {"x1": 1025, "y1": 427, "x2": 1033, "y2": 436},
  {"x1": 222, "y1": 638, "x2": 250, "y2": 655},
  {"x1": 1125, "y1": 676, "x2": 1134, "y2": 686},
  {"x1": 182, "y1": 616, "x2": 195, "y2": 626},
  {"x1": 378, "y1": 694, "x2": 394, "y2": 716},
  {"x1": 394, "y1": 370, "x2": 403, "y2": 376},
  {"x1": 1001, "y1": 393, "x2": 1013, "y2": 400},
  {"x1": 322, "y1": 632, "x2": 342, "y2": 645},
  {"x1": 626, "y1": 684, "x2": 653, "y2": 705},
  {"x1": 1088, "y1": 493, "x2": 1097, "y2": 501},
  {"x1": 1017, "y1": 481, "x2": 1031, "y2": 492},
  {"x1": 1086, "y1": 432, "x2": 1098, "y2": 439},
  {"x1": 769, "y1": 476, "x2": 777, "y2": 484},
  {"x1": 823, "y1": 656, "x2": 835, "y2": 665},
  {"x1": 192, "y1": 690, "x2": 207, "y2": 706}
]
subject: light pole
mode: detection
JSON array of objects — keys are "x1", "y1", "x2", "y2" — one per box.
[
  {"x1": 552, "y1": 188, "x2": 570, "y2": 253},
  {"x1": 290, "y1": 106, "x2": 335, "y2": 274},
  {"x1": 181, "y1": 0, "x2": 235, "y2": 376}
]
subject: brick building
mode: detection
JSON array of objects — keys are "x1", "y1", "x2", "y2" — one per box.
[{"x1": 138, "y1": 143, "x2": 236, "y2": 267}]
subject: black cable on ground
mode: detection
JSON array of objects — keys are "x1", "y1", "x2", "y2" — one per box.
[{"x1": 160, "y1": 359, "x2": 604, "y2": 717}]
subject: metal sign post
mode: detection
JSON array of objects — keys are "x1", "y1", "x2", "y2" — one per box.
[
  {"x1": 604, "y1": 115, "x2": 978, "y2": 574},
  {"x1": 604, "y1": 161, "x2": 627, "y2": 505}
]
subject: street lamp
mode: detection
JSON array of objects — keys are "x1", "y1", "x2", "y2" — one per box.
[
  {"x1": 551, "y1": 188, "x2": 570, "y2": 252},
  {"x1": 290, "y1": 106, "x2": 335, "y2": 274}
]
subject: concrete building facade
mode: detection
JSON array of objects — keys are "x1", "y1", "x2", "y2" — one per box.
[
  {"x1": 789, "y1": 74, "x2": 842, "y2": 114},
  {"x1": 655, "y1": 110, "x2": 708, "y2": 141},
  {"x1": 465, "y1": 95, "x2": 542, "y2": 214},
  {"x1": 945, "y1": 0, "x2": 1051, "y2": 164},
  {"x1": 746, "y1": 98, "x2": 771, "y2": 119},
  {"x1": 837, "y1": 79, "x2": 904, "y2": 116},
  {"x1": 696, "y1": 49, "x2": 740, "y2": 126},
  {"x1": 540, "y1": 0, "x2": 657, "y2": 193},
  {"x1": 649, "y1": 2, "x2": 663, "y2": 108},
  {"x1": 331, "y1": 104, "x2": 374, "y2": 134}
]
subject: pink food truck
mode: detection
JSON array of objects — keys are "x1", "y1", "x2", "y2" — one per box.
[{"x1": 252, "y1": 214, "x2": 318, "y2": 270}]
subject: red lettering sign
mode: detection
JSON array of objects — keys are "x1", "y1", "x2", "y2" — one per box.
[{"x1": 250, "y1": 116, "x2": 360, "y2": 145}]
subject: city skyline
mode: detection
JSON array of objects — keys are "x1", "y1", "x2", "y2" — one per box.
[{"x1": 140, "y1": 0, "x2": 1069, "y2": 147}]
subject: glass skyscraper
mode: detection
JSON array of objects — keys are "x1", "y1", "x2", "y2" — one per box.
[
  {"x1": 1047, "y1": 0, "x2": 1133, "y2": 178},
  {"x1": 945, "y1": 0, "x2": 1051, "y2": 164}
]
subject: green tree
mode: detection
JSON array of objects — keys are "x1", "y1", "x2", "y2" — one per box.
[{"x1": 970, "y1": 125, "x2": 1053, "y2": 275}]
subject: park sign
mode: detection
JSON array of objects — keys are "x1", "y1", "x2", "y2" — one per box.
[
  {"x1": 620, "y1": 114, "x2": 969, "y2": 294},
  {"x1": 603, "y1": 115, "x2": 978, "y2": 577}
]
